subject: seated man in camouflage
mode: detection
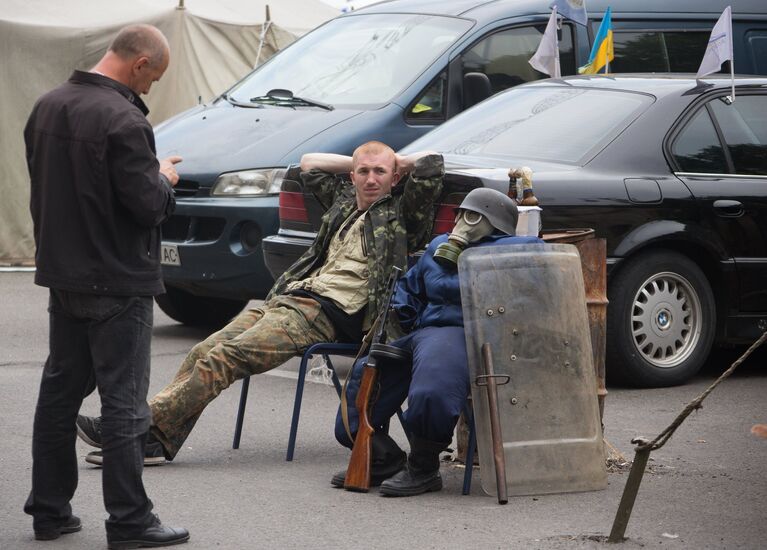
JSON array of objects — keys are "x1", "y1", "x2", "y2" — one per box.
[{"x1": 76, "y1": 141, "x2": 444, "y2": 465}]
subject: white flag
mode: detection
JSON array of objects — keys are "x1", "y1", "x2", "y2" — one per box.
[
  {"x1": 550, "y1": 0, "x2": 588, "y2": 26},
  {"x1": 529, "y1": 7, "x2": 561, "y2": 78},
  {"x1": 696, "y1": 6, "x2": 733, "y2": 78}
]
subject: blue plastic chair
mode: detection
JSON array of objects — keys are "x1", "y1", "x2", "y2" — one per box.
[{"x1": 232, "y1": 342, "x2": 360, "y2": 461}]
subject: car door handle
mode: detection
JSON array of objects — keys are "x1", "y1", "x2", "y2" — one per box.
[{"x1": 713, "y1": 200, "x2": 743, "y2": 217}]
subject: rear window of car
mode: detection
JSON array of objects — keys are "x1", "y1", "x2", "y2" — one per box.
[
  {"x1": 671, "y1": 107, "x2": 728, "y2": 173},
  {"x1": 405, "y1": 86, "x2": 653, "y2": 165},
  {"x1": 672, "y1": 94, "x2": 767, "y2": 175},
  {"x1": 709, "y1": 95, "x2": 767, "y2": 175}
]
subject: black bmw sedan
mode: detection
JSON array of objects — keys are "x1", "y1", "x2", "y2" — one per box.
[{"x1": 263, "y1": 75, "x2": 767, "y2": 387}]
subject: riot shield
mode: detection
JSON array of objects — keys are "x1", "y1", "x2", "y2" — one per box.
[{"x1": 459, "y1": 243, "x2": 606, "y2": 497}]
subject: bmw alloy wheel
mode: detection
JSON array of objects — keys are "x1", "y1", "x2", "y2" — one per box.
[{"x1": 630, "y1": 271, "x2": 702, "y2": 368}]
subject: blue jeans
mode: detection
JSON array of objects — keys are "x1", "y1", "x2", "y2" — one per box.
[
  {"x1": 335, "y1": 325, "x2": 470, "y2": 447},
  {"x1": 24, "y1": 289, "x2": 155, "y2": 538}
]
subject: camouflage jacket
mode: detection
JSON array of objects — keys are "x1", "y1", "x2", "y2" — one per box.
[{"x1": 267, "y1": 154, "x2": 444, "y2": 329}]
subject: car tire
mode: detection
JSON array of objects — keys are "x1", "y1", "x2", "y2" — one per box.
[
  {"x1": 155, "y1": 286, "x2": 248, "y2": 328},
  {"x1": 606, "y1": 250, "x2": 715, "y2": 387}
]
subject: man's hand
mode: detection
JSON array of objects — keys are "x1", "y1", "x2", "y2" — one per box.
[
  {"x1": 395, "y1": 151, "x2": 438, "y2": 175},
  {"x1": 159, "y1": 155, "x2": 183, "y2": 186}
]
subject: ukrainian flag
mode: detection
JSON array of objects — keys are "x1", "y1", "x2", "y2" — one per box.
[{"x1": 579, "y1": 7, "x2": 614, "y2": 74}]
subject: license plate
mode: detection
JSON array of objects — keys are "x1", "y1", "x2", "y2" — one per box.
[{"x1": 161, "y1": 244, "x2": 181, "y2": 266}]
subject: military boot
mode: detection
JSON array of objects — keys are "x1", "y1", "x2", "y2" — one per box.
[
  {"x1": 331, "y1": 432, "x2": 406, "y2": 488},
  {"x1": 379, "y1": 436, "x2": 446, "y2": 497}
]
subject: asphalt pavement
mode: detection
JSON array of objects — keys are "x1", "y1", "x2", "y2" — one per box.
[{"x1": 1, "y1": 272, "x2": 765, "y2": 549}]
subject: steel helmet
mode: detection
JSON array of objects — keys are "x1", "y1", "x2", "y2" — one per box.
[{"x1": 458, "y1": 187, "x2": 518, "y2": 236}]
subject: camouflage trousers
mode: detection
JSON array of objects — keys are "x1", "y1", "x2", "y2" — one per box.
[{"x1": 149, "y1": 295, "x2": 337, "y2": 458}]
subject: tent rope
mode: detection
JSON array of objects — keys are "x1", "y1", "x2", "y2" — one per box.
[
  {"x1": 255, "y1": 20, "x2": 273, "y2": 68},
  {"x1": 638, "y1": 330, "x2": 767, "y2": 452},
  {"x1": 254, "y1": 5, "x2": 273, "y2": 68},
  {"x1": 608, "y1": 330, "x2": 767, "y2": 542}
]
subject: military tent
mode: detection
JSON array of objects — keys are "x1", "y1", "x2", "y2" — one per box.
[{"x1": 0, "y1": 0, "x2": 338, "y2": 264}]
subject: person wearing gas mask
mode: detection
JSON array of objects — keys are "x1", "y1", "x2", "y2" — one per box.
[{"x1": 333, "y1": 187, "x2": 542, "y2": 496}]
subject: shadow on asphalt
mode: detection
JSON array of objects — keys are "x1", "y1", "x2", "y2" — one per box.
[
  {"x1": 698, "y1": 343, "x2": 767, "y2": 381},
  {"x1": 604, "y1": 339, "x2": 767, "y2": 390}
]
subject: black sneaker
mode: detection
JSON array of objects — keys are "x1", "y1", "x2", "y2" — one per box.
[
  {"x1": 34, "y1": 515, "x2": 82, "y2": 541},
  {"x1": 76, "y1": 415, "x2": 102, "y2": 448},
  {"x1": 85, "y1": 440, "x2": 167, "y2": 467}
]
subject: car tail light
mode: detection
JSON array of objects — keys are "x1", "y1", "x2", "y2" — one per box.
[
  {"x1": 433, "y1": 202, "x2": 458, "y2": 235},
  {"x1": 279, "y1": 191, "x2": 309, "y2": 223}
]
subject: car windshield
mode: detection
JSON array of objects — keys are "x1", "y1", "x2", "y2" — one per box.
[
  {"x1": 406, "y1": 85, "x2": 654, "y2": 164},
  {"x1": 227, "y1": 14, "x2": 471, "y2": 107}
]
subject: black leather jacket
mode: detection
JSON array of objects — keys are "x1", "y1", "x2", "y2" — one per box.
[{"x1": 25, "y1": 70, "x2": 175, "y2": 296}]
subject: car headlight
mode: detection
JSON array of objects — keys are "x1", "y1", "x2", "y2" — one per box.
[{"x1": 211, "y1": 168, "x2": 287, "y2": 196}]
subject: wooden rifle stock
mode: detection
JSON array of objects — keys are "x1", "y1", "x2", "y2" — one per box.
[
  {"x1": 344, "y1": 266, "x2": 402, "y2": 492},
  {"x1": 343, "y1": 356, "x2": 379, "y2": 492}
]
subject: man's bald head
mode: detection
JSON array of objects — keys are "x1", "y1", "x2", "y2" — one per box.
[
  {"x1": 350, "y1": 141, "x2": 401, "y2": 210},
  {"x1": 109, "y1": 24, "x2": 169, "y2": 69},
  {"x1": 352, "y1": 141, "x2": 396, "y2": 171},
  {"x1": 96, "y1": 24, "x2": 170, "y2": 95}
]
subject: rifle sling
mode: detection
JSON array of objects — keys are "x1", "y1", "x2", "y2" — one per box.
[{"x1": 340, "y1": 312, "x2": 383, "y2": 442}]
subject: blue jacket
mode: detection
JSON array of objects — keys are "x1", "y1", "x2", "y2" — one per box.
[{"x1": 393, "y1": 233, "x2": 542, "y2": 332}]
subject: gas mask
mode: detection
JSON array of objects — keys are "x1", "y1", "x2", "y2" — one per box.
[{"x1": 433, "y1": 209, "x2": 495, "y2": 268}]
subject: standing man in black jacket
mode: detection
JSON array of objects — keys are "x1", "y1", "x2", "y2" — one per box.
[{"x1": 24, "y1": 24, "x2": 189, "y2": 549}]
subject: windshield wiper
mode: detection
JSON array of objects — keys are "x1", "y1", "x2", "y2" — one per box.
[
  {"x1": 249, "y1": 89, "x2": 334, "y2": 111},
  {"x1": 221, "y1": 93, "x2": 264, "y2": 109}
]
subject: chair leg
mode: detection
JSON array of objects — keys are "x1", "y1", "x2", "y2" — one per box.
[
  {"x1": 233, "y1": 345, "x2": 359, "y2": 458},
  {"x1": 463, "y1": 406, "x2": 476, "y2": 496},
  {"x1": 286, "y1": 351, "x2": 311, "y2": 461},
  {"x1": 232, "y1": 377, "x2": 251, "y2": 449}
]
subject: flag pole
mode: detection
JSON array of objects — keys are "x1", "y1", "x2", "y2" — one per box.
[
  {"x1": 556, "y1": 14, "x2": 562, "y2": 78},
  {"x1": 728, "y1": 5, "x2": 735, "y2": 103}
]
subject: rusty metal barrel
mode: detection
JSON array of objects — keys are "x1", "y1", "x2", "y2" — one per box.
[{"x1": 542, "y1": 229, "x2": 608, "y2": 423}]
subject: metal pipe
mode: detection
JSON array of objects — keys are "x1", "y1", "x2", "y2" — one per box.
[{"x1": 481, "y1": 343, "x2": 508, "y2": 505}]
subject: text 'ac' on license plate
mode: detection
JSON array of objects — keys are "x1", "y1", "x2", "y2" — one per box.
[{"x1": 161, "y1": 244, "x2": 181, "y2": 266}]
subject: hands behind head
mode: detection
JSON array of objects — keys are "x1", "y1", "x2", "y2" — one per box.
[
  {"x1": 159, "y1": 155, "x2": 183, "y2": 186},
  {"x1": 394, "y1": 154, "x2": 411, "y2": 176},
  {"x1": 396, "y1": 151, "x2": 439, "y2": 176}
]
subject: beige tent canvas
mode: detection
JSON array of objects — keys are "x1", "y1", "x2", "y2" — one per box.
[{"x1": 0, "y1": 0, "x2": 338, "y2": 264}]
